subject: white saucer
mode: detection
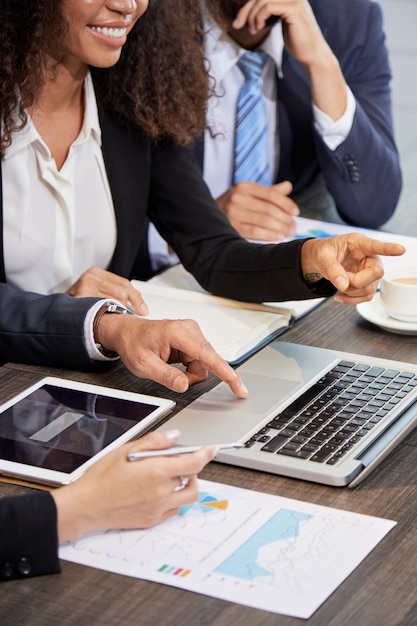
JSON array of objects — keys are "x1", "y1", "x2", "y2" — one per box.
[{"x1": 356, "y1": 293, "x2": 417, "y2": 335}]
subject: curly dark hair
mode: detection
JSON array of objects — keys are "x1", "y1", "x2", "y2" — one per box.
[{"x1": 0, "y1": 0, "x2": 209, "y2": 155}]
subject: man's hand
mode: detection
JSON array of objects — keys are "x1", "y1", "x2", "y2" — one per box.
[
  {"x1": 66, "y1": 266, "x2": 148, "y2": 315},
  {"x1": 233, "y1": 0, "x2": 327, "y2": 63},
  {"x1": 301, "y1": 234, "x2": 406, "y2": 305},
  {"x1": 217, "y1": 180, "x2": 299, "y2": 241},
  {"x1": 97, "y1": 315, "x2": 249, "y2": 397},
  {"x1": 232, "y1": 0, "x2": 347, "y2": 121}
]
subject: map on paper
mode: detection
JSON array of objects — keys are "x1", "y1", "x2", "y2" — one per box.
[{"x1": 59, "y1": 479, "x2": 395, "y2": 619}]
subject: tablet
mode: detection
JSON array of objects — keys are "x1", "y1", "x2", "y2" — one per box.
[{"x1": 0, "y1": 377, "x2": 175, "y2": 486}]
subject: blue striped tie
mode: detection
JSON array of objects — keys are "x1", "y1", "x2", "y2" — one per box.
[{"x1": 233, "y1": 51, "x2": 271, "y2": 186}]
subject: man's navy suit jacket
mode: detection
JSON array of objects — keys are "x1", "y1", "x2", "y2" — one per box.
[{"x1": 198, "y1": 0, "x2": 401, "y2": 229}]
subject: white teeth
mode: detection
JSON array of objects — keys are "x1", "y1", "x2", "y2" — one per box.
[{"x1": 90, "y1": 26, "x2": 127, "y2": 38}]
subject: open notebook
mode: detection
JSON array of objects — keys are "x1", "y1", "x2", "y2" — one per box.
[
  {"x1": 156, "y1": 341, "x2": 417, "y2": 487},
  {"x1": 131, "y1": 265, "x2": 322, "y2": 365}
]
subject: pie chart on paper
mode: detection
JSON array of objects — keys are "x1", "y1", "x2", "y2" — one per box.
[{"x1": 178, "y1": 492, "x2": 229, "y2": 516}]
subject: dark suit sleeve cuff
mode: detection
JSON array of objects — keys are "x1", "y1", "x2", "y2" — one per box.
[{"x1": 0, "y1": 491, "x2": 60, "y2": 581}]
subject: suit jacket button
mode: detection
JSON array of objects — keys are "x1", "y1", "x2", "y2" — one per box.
[
  {"x1": 1, "y1": 562, "x2": 15, "y2": 579},
  {"x1": 18, "y1": 557, "x2": 32, "y2": 576}
]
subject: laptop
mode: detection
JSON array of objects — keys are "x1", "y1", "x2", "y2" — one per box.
[{"x1": 156, "y1": 341, "x2": 417, "y2": 487}]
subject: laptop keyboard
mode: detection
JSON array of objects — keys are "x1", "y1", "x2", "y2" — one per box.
[{"x1": 244, "y1": 361, "x2": 417, "y2": 465}]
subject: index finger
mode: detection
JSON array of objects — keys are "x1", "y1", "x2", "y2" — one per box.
[
  {"x1": 171, "y1": 322, "x2": 249, "y2": 397},
  {"x1": 180, "y1": 352, "x2": 249, "y2": 398},
  {"x1": 358, "y1": 239, "x2": 406, "y2": 258},
  {"x1": 181, "y1": 341, "x2": 249, "y2": 398},
  {"x1": 182, "y1": 356, "x2": 249, "y2": 398}
]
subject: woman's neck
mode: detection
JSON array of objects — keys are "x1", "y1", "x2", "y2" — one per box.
[{"x1": 28, "y1": 60, "x2": 87, "y2": 170}]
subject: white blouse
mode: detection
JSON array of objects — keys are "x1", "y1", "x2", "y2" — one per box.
[{"x1": 2, "y1": 72, "x2": 117, "y2": 295}]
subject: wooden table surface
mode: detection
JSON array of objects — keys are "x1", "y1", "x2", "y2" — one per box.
[{"x1": 2, "y1": 296, "x2": 417, "y2": 626}]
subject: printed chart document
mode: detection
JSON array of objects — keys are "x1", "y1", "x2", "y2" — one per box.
[
  {"x1": 60, "y1": 479, "x2": 395, "y2": 619},
  {"x1": 131, "y1": 265, "x2": 322, "y2": 364}
]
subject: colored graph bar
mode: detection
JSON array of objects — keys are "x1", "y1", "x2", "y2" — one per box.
[
  {"x1": 158, "y1": 564, "x2": 169, "y2": 572},
  {"x1": 159, "y1": 564, "x2": 192, "y2": 577}
]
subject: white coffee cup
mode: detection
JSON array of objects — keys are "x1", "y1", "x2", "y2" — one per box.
[{"x1": 380, "y1": 265, "x2": 417, "y2": 323}]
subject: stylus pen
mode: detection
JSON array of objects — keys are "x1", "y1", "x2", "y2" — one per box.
[{"x1": 127, "y1": 442, "x2": 244, "y2": 461}]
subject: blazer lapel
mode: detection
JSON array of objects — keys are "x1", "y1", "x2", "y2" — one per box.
[{"x1": 99, "y1": 107, "x2": 150, "y2": 278}]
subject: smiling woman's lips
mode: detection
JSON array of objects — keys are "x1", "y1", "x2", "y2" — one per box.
[{"x1": 89, "y1": 25, "x2": 128, "y2": 39}]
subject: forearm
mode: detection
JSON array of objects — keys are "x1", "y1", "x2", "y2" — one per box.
[
  {"x1": 52, "y1": 483, "x2": 97, "y2": 544},
  {"x1": 306, "y1": 46, "x2": 347, "y2": 122}
]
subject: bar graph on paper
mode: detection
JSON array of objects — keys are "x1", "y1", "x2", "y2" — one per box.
[{"x1": 60, "y1": 479, "x2": 395, "y2": 619}]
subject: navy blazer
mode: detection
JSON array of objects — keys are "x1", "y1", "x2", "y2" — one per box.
[{"x1": 197, "y1": 0, "x2": 401, "y2": 229}]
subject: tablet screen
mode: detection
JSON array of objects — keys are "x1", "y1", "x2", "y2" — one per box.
[{"x1": 0, "y1": 384, "x2": 159, "y2": 473}]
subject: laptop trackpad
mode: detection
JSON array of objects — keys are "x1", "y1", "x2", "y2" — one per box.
[
  {"x1": 158, "y1": 342, "x2": 338, "y2": 445},
  {"x1": 158, "y1": 373, "x2": 299, "y2": 444}
]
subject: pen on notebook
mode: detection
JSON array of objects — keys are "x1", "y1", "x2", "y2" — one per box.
[{"x1": 127, "y1": 443, "x2": 244, "y2": 461}]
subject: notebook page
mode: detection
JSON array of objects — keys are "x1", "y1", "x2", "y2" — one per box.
[{"x1": 131, "y1": 280, "x2": 290, "y2": 364}]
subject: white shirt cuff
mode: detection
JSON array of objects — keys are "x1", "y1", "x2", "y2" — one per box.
[{"x1": 313, "y1": 86, "x2": 356, "y2": 151}]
